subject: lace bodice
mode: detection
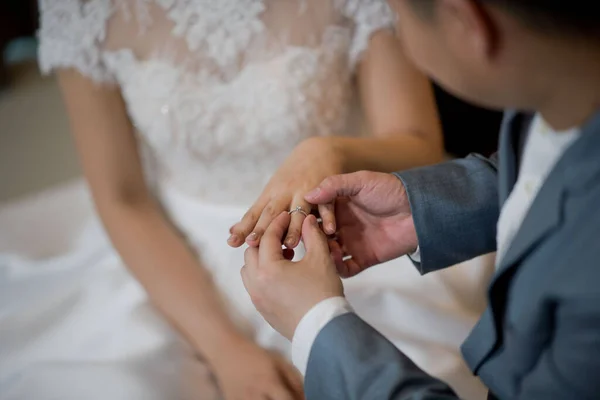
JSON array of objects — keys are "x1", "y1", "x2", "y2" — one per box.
[{"x1": 38, "y1": 0, "x2": 393, "y2": 205}]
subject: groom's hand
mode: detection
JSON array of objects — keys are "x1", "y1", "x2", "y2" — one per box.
[
  {"x1": 305, "y1": 171, "x2": 418, "y2": 277},
  {"x1": 241, "y1": 212, "x2": 343, "y2": 340}
]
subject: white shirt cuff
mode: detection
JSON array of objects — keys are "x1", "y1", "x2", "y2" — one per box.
[
  {"x1": 408, "y1": 245, "x2": 421, "y2": 262},
  {"x1": 291, "y1": 296, "x2": 353, "y2": 376}
]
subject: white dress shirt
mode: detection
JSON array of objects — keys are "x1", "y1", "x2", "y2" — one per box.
[
  {"x1": 291, "y1": 114, "x2": 581, "y2": 376},
  {"x1": 496, "y1": 115, "x2": 580, "y2": 263}
]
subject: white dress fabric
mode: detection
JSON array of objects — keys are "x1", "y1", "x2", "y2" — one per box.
[{"x1": 0, "y1": 1, "x2": 493, "y2": 399}]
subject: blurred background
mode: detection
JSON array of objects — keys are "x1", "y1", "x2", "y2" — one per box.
[{"x1": 0, "y1": 0, "x2": 79, "y2": 203}]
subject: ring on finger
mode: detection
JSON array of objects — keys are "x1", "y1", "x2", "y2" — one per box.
[{"x1": 288, "y1": 205, "x2": 308, "y2": 217}]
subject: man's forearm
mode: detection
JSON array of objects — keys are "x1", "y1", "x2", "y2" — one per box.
[
  {"x1": 396, "y1": 153, "x2": 499, "y2": 273},
  {"x1": 99, "y1": 199, "x2": 245, "y2": 364}
]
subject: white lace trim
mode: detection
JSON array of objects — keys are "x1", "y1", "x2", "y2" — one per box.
[
  {"x1": 38, "y1": 0, "x2": 115, "y2": 83},
  {"x1": 342, "y1": 0, "x2": 394, "y2": 68},
  {"x1": 38, "y1": 0, "x2": 393, "y2": 82}
]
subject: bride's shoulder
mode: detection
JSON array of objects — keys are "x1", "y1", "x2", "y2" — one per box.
[
  {"x1": 336, "y1": 0, "x2": 395, "y2": 68},
  {"x1": 339, "y1": 0, "x2": 394, "y2": 24},
  {"x1": 38, "y1": 0, "x2": 115, "y2": 83}
]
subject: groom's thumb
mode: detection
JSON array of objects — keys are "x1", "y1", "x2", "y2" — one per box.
[
  {"x1": 304, "y1": 173, "x2": 365, "y2": 204},
  {"x1": 302, "y1": 215, "x2": 329, "y2": 256}
]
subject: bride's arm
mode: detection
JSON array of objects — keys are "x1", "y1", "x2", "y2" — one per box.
[
  {"x1": 57, "y1": 70, "x2": 305, "y2": 399},
  {"x1": 328, "y1": 29, "x2": 445, "y2": 173},
  {"x1": 55, "y1": 70, "x2": 244, "y2": 362}
]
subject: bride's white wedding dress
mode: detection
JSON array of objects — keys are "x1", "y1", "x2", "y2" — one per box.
[{"x1": 0, "y1": 1, "x2": 493, "y2": 399}]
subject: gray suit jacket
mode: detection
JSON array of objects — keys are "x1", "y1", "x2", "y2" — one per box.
[{"x1": 305, "y1": 111, "x2": 600, "y2": 400}]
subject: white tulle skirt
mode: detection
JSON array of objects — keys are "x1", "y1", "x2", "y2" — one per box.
[{"x1": 0, "y1": 180, "x2": 493, "y2": 400}]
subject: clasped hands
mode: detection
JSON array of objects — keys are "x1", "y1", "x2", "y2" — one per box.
[{"x1": 229, "y1": 170, "x2": 418, "y2": 340}]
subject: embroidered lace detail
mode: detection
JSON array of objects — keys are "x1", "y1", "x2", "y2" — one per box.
[
  {"x1": 38, "y1": 0, "x2": 115, "y2": 83},
  {"x1": 163, "y1": 0, "x2": 266, "y2": 71},
  {"x1": 38, "y1": 0, "x2": 393, "y2": 204},
  {"x1": 342, "y1": 0, "x2": 394, "y2": 68}
]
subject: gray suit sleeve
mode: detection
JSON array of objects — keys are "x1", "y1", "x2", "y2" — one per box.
[
  {"x1": 305, "y1": 313, "x2": 459, "y2": 400},
  {"x1": 394, "y1": 153, "x2": 499, "y2": 274}
]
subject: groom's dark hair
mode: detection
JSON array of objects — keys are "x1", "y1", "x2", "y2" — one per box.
[{"x1": 410, "y1": 0, "x2": 600, "y2": 38}]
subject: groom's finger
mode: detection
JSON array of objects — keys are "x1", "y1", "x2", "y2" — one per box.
[
  {"x1": 318, "y1": 202, "x2": 336, "y2": 235},
  {"x1": 342, "y1": 257, "x2": 363, "y2": 278},
  {"x1": 302, "y1": 215, "x2": 330, "y2": 258},
  {"x1": 328, "y1": 239, "x2": 348, "y2": 276},
  {"x1": 244, "y1": 246, "x2": 259, "y2": 270},
  {"x1": 328, "y1": 237, "x2": 364, "y2": 278},
  {"x1": 304, "y1": 172, "x2": 367, "y2": 204},
  {"x1": 259, "y1": 212, "x2": 291, "y2": 263}
]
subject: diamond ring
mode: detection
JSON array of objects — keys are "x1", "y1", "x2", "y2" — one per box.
[{"x1": 288, "y1": 206, "x2": 308, "y2": 217}]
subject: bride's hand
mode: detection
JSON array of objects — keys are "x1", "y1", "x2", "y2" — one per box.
[
  {"x1": 228, "y1": 137, "x2": 343, "y2": 249},
  {"x1": 211, "y1": 337, "x2": 304, "y2": 400}
]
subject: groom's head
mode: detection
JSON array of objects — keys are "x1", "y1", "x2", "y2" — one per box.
[{"x1": 389, "y1": 0, "x2": 600, "y2": 111}]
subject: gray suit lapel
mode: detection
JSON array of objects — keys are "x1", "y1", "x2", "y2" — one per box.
[
  {"x1": 462, "y1": 113, "x2": 533, "y2": 371},
  {"x1": 496, "y1": 110, "x2": 600, "y2": 273},
  {"x1": 497, "y1": 112, "x2": 532, "y2": 202},
  {"x1": 496, "y1": 179, "x2": 563, "y2": 271},
  {"x1": 464, "y1": 111, "x2": 600, "y2": 373}
]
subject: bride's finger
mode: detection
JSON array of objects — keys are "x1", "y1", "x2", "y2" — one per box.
[
  {"x1": 284, "y1": 197, "x2": 311, "y2": 249},
  {"x1": 318, "y1": 202, "x2": 336, "y2": 234},
  {"x1": 247, "y1": 199, "x2": 288, "y2": 246},
  {"x1": 229, "y1": 200, "x2": 267, "y2": 247}
]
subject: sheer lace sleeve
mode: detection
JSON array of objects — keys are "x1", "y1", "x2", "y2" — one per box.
[
  {"x1": 343, "y1": 0, "x2": 394, "y2": 69},
  {"x1": 37, "y1": 0, "x2": 115, "y2": 83}
]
